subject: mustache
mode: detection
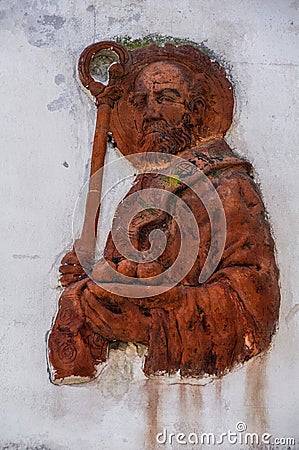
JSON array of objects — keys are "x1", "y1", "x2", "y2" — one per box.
[
  {"x1": 138, "y1": 120, "x2": 193, "y2": 155},
  {"x1": 142, "y1": 119, "x2": 170, "y2": 135}
]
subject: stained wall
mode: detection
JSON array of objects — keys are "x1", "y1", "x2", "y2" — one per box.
[{"x1": 0, "y1": 1, "x2": 298, "y2": 449}]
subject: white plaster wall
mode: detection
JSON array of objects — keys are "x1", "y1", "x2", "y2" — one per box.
[{"x1": 0, "y1": 0, "x2": 298, "y2": 449}]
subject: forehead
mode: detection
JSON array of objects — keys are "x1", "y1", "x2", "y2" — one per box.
[{"x1": 134, "y1": 61, "x2": 188, "y2": 89}]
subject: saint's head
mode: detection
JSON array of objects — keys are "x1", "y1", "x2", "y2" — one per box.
[
  {"x1": 80, "y1": 43, "x2": 234, "y2": 156},
  {"x1": 129, "y1": 61, "x2": 206, "y2": 155}
]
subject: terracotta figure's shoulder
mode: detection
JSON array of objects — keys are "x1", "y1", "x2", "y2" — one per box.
[
  {"x1": 209, "y1": 164, "x2": 266, "y2": 216},
  {"x1": 184, "y1": 139, "x2": 252, "y2": 176}
]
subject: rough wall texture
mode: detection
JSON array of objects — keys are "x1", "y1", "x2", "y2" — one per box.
[{"x1": 0, "y1": 0, "x2": 298, "y2": 449}]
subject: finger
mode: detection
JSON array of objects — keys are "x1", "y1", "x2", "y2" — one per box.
[
  {"x1": 83, "y1": 288, "x2": 122, "y2": 324},
  {"x1": 87, "y1": 281, "x2": 125, "y2": 305},
  {"x1": 61, "y1": 251, "x2": 80, "y2": 265},
  {"x1": 82, "y1": 291, "x2": 119, "y2": 340},
  {"x1": 62, "y1": 278, "x2": 89, "y2": 293},
  {"x1": 59, "y1": 264, "x2": 85, "y2": 275},
  {"x1": 84, "y1": 315, "x2": 115, "y2": 341},
  {"x1": 60, "y1": 274, "x2": 85, "y2": 287},
  {"x1": 83, "y1": 288, "x2": 149, "y2": 343}
]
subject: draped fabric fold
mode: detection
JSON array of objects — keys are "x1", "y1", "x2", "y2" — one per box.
[{"x1": 48, "y1": 138, "x2": 280, "y2": 382}]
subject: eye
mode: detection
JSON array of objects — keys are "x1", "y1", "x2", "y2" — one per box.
[
  {"x1": 131, "y1": 94, "x2": 147, "y2": 107},
  {"x1": 157, "y1": 94, "x2": 176, "y2": 104}
]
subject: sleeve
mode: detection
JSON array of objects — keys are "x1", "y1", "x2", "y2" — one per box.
[{"x1": 143, "y1": 168, "x2": 280, "y2": 377}]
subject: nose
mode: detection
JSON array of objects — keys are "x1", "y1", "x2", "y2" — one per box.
[{"x1": 143, "y1": 95, "x2": 162, "y2": 123}]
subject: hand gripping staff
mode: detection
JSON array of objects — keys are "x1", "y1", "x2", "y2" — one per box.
[{"x1": 75, "y1": 41, "x2": 130, "y2": 266}]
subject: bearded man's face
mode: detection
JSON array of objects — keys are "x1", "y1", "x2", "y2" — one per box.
[{"x1": 131, "y1": 61, "x2": 195, "y2": 154}]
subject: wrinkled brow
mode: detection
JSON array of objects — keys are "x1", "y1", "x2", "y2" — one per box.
[{"x1": 155, "y1": 88, "x2": 182, "y2": 97}]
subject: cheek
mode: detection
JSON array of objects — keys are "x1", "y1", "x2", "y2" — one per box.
[
  {"x1": 133, "y1": 110, "x2": 143, "y2": 132},
  {"x1": 162, "y1": 104, "x2": 186, "y2": 125}
]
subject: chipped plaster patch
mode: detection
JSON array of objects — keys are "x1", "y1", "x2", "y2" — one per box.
[
  {"x1": 54, "y1": 74, "x2": 65, "y2": 85},
  {"x1": 37, "y1": 14, "x2": 65, "y2": 30},
  {"x1": 47, "y1": 91, "x2": 77, "y2": 113}
]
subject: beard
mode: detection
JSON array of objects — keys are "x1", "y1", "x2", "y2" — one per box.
[{"x1": 138, "y1": 114, "x2": 193, "y2": 155}]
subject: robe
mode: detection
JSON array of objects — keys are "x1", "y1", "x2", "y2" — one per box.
[{"x1": 48, "y1": 138, "x2": 280, "y2": 382}]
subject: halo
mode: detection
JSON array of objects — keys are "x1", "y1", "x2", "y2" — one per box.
[{"x1": 78, "y1": 41, "x2": 234, "y2": 155}]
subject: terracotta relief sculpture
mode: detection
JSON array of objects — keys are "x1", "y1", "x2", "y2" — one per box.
[{"x1": 48, "y1": 41, "x2": 280, "y2": 384}]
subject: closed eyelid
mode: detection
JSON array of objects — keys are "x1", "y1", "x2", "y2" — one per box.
[
  {"x1": 131, "y1": 93, "x2": 147, "y2": 105},
  {"x1": 156, "y1": 88, "x2": 181, "y2": 98}
]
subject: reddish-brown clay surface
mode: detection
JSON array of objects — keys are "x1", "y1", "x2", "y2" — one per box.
[{"x1": 48, "y1": 42, "x2": 280, "y2": 383}]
